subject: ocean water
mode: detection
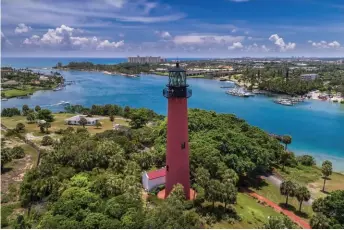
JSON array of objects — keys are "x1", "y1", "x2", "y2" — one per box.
[{"x1": 1, "y1": 58, "x2": 344, "y2": 171}]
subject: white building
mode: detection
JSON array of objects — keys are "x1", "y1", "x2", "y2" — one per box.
[
  {"x1": 65, "y1": 115, "x2": 101, "y2": 126},
  {"x1": 142, "y1": 167, "x2": 166, "y2": 192}
]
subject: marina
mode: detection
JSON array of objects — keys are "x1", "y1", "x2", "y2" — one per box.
[{"x1": 226, "y1": 87, "x2": 255, "y2": 97}]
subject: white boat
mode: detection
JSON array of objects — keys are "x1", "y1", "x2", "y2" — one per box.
[
  {"x1": 56, "y1": 101, "x2": 70, "y2": 105},
  {"x1": 274, "y1": 98, "x2": 293, "y2": 106}
]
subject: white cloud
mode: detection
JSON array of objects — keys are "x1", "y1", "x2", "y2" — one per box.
[
  {"x1": 269, "y1": 34, "x2": 296, "y2": 51},
  {"x1": 311, "y1": 40, "x2": 341, "y2": 49},
  {"x1": 97, "y1": 40, "x2": 124, "y2": 49},
  {"x1": 228, "y1": 42, "x2": 243, "y2": 50},
  {"x1": 104, "y1": 0, "x2": 127, "y2": 8},
  {"x1": 23, "y1": 25, "x2": 124, "y2": 50},
  {"x1": 173, "y1": 34, "x2": 244, "y2": 45},
  {"x1": 231, "y1": 29, "x2": 237, "y2": 33},
  {"x1": 119, "y1": 33, "x2": 125, "y2": 37},
  {"x1": 229, "y1": 0, "x2": 250, "y2": 2},
  {"x1": 15, "y1": 23, "x2": 32, "y2": 34},
  {"x1": 155, "y1": 30, "x2": 172, "y2": 39},
  {"x1": 245, "y1": 43, "x2": 270, "y2": 52}
]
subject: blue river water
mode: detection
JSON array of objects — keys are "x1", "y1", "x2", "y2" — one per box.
[{"x1": 2, "y1": 58, "x2": 344, "y2": 171}]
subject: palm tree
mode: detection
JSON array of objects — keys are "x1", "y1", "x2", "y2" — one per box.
[
  {"x1": 295, "y1": 186, "x2": 311, "y2": 212},
  {"x1": 280, "y1": 180, "x2": 296, "y2": 206},
  {"x1": 282, "y1": 135, "x2": 292, "y2": 150},
  {"x1": 321, "y1": 160, "x2": 332, "y2": 192}
]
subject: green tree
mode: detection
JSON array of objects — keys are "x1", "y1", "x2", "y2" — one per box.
[
  {"x1": 1, "y1": 92, "x2": 5, "y2": 98},
  {"x1": 311, "y1": 190, "x2": 344, "y2": 228},
  {"x1": 11, "y1": 146, "x2": 25, "y2": 159},
  {"x1": 264, "y1": 216, "x2": 296, "y2": 229},
  {"x1": 42, "y1": 136, "x2": 54, "y2": 146},
  {"x1": 45, "y1": 122, "x2": 51, "y2": 133},
  {"x1": 34, "y1": 105, "x2": 41, "y2": 112},
  {"x1": 95, "y1": 120, "x2": 102, "y2": 129},
  {"x1": 222, "y1": 168, "x2": 239, "y2": 185},
  {"x1": 195, "y1": 167, "x2": 210, "y2": 189},
  {"x1": 37, "y1": 109, "x2": 54, "y2": 122},
  {"x1": 79, "y1": 117, "x2": 87, "y2": 128},
  {"x1": 321, "y1": 160, "x2": 332, "y2": 192},
  {"x1": 26, "y1": 112, "x2": 36, "y2": 123},
  {"x1": 221, "y1": 181, "x2": 237, "y2": 209},
  {"x1": 123, "y1": 106, "x2": 131, "y2": 118},
  {"x1": 282, "y1": 135, "x2": 292, "y2": 150},
  {"x1": 110, "y1": 114, "x2": 115, "y2": 122},
  {"x1": 22, "y1": 104, "x2": 30, "y2": 116},
  {"x1": 16, "y1": 122, "x2": 26, "y2": 133},
  {"x1": 129, "y1": 111, "x2": 148, "y2": 129},
  {"x1": 1, "y1": 148, "x2": 12, "y2": 171},
  {"x1": 38, "y1": 122, "x2": 46, "y2": 133},
  {"x1": 280, "y1": 151, "x2": 291, "y2": 171},
  {"x1": 205, "y1": 179, "x2": 221, "y2": 208},
  {"x1": 295, "y1": 185, "x2": 311, "y2": 212},
  {"x1": 280, "y1": 180, "x2": 296, "y2": 206},
  {"x1": 310, "y1": 213, "x2": 330, "y2": 229}
]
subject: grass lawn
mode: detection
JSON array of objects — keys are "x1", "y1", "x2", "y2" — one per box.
[
  {"x1": 250, "y1": 179, "x2": 313, "y2": 220},
  {"x1": 1, "y1": 114, "x2": 129, "y2": 136},
  {"x1": 189, "y1": 75, "x2": 205, "y2": 78},
  {"x1": 275, "y1": 165, "x2": 323, "y2": 185},
  {"x1": 275, "y1": 165, "x2": 344, "y2": 199},
  {"x1": 153, "y1": 72, "x2": 169, "y2": 76},
  {"x1": 3, "y1": 88, "x2": 36, "y2": 98},
  {"x1": 308, "y1": 172, "x2": 344, "y2": 199},
  {"x1": 1, "y1": 202, "x2": 20, "y2": 228},
  {"x1": 213, "y1": 192, "x2": 283, "y2": 229}
]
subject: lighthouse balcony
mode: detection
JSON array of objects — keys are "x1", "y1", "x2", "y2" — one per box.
[{"x1": 163, "y1": 87, "x2": 192, "y2": 98}]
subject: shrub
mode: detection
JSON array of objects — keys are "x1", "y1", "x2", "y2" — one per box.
[
  {"x1": 11, "y1": 146, "x2": 25, "y2": 159},
  {"x1": 297, "y1": 155, "x2": 316, "y2": 166},
  {"x1": 41, "y1": 136, "x2": 54, "y2": 146},
  {"x1": 65, "y1": 127, "x2": 75, "y2": 133},
  {"x1": 16, "y1": 123, "x2": 26, "y2": 133},
  {"x1": 76, "y1": 127, "x2": 88, "y2": 133},
  {"x1": 54, "y1": 129, "x2": 64, "y2": 134}
]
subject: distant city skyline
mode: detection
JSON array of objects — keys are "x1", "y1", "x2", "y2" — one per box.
[{"x1": 2, "y1": 0, "x2": 344, "y2": 57}]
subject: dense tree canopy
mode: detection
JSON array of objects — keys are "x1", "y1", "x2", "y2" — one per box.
[
  {"x1": 15, "y1": 108, "x2": 288, "y2": 229},
  {"x1": 311, "y1": 190, "x2": 344, "y2": 228}
]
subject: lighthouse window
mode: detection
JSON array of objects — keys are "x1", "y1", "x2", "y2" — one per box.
[
  {"x1": 166, "y1": 165, "x2": 169, "y2": 171},
  {"x1": 181, "y1": 142, "x2": 186, "y2": 149}
]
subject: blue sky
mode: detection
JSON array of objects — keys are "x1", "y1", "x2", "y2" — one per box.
[{"x1": 1, "y1": 0, "x2": 344, "y2": 57}]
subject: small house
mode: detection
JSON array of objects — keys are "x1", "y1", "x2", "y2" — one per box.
[
  {"x1": 142, "y1": 168, "x2": 166, "y2": 192},
  {"x1": 65, "y1": 115, "x2": 101, "y2": 126}
]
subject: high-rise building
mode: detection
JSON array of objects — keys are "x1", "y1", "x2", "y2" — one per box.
[
  {"x1": 127, "y1": 56, "x2": 166, "y2": 64},
  {"x1": 158, "y1": 62, "x2": 195, "y2": 200}
]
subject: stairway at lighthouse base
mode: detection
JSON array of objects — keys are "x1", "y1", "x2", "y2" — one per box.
[{"x1": 157, "y1": 188, "x2": 197, "y2": 200}]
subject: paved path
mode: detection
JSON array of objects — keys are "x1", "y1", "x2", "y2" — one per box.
[{"x1": 243, "y1": 188, "x2": 311, "y2": 229}]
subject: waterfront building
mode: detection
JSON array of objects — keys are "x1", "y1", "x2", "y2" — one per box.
[
  {"x1": 65, "y1": 115, "x2": 101, "y2": 126},
  {"x1": 157, "y1": 62, "x2": 195, "y2": 200},
  {"x1": 128, "y1": 56, "x2": 166, "y2": 64}
]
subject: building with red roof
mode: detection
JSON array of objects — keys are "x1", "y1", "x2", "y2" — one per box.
[{"x1": 142, "y1": 167, "x2": 166, "y2": 191}]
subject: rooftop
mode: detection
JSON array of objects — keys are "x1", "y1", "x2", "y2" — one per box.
[{"x1": 147, "y1": 168, "x2": 166, "y2": 180}]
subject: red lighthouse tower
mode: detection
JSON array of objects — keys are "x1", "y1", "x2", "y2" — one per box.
[{"x1": 158, "y1": 62, "x2": 194, "y2": 200}]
